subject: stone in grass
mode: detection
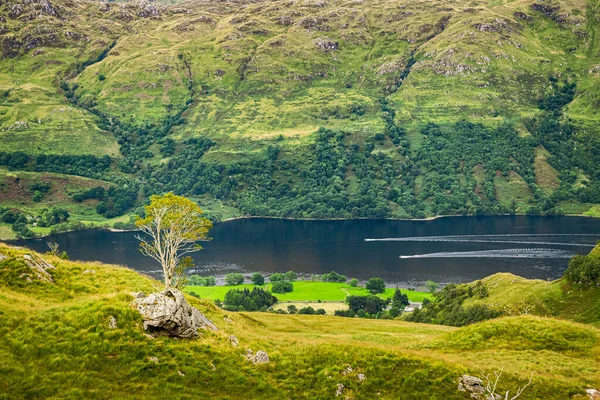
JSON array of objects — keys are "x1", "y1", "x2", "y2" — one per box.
[
  {"x1": 335, "y1": 383, "x2": 344, "y2": 397},
  {"x1": 245, "y1": 349, "x2": 270, "y2": 364},
  {"x1": 229, "y1": 335, "x2": 239, "y2": 347},
  {"x1": 132, "y1": 288, "x2": 217, "y2": 338},
  {"x1": 108, "y1": 316, "x2": 117, "y2": 329}
]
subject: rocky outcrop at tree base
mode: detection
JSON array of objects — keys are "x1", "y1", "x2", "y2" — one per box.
[{"x1": 132, "y1": 288, "x2": 217, "y2": 338}]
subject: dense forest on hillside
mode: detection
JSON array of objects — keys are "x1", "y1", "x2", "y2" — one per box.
[{"x1": 1, "y1": 0, "x2": 600, "y2": 236}]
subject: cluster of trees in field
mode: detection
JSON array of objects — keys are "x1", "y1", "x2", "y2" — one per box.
[
  {"x1": 334, "y1": 286, "x2": 411, "y2": 319},
  {"x1": 405, "y1": 281, "x2": 498, "y2": 326},
  {"x1": 0, "y1": 206, "x2": 71, "y2": 238},
  {"x1": 222, "y1": 287, "x2": 278, "y2": 312}
]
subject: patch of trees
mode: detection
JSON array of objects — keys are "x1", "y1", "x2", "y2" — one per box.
[
  {"x1": 297, "y1": 306, "x2": 326, "y2": 315},
  {"x1": 223, "y1": 287, "x2": 278, "y2": 312},
  {"x1": 225, "y1": 273, "x2": 245, "y2": 286},
  {"x1": 188, "y1": 275, "x2": 217, "y2": 286},
  {"x1": 73, "y1": 186, "x2": 138, "y2": 218},
  {"x1": 0, "y1": 152, "x2": 111, "y2": 178},
  {"x1": 271, "y1": 280, "x2": 294, "y2": 293},
  {"x1": 322, "y1": 271, "x2": 347, "y2": 283},
  {"x1": 269, "y1": 271, "x2": 297, "y2": 282},
  {"x1": 35, "y1": 207, "x2": 69, "y2": 227},
  {"x1": 346, "y1": 295, "x2": 388, "y2": 316},
  {"x1": 405, "y1": 281, "x2": 498, "y2": 326},
  {"x1": 30, "y1": 182, "x2": 51, "y2": 202}
]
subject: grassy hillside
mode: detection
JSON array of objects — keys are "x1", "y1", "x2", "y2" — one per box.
[
  {"x1": 1, "y1": 0, "x2": 600, "y2": 235},
  {"x1": 0, "y1": 242, "x2": 599, "y2": 399},
  {"x1": 407, "y1": 243, "x2": 600, "y2": 328}
]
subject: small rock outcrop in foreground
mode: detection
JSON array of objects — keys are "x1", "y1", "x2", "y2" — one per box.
[
  {"x1": 132, "y1": 288, "x2": 217, "y2": 338},
  {"x1": 23, "y1": 253, "x2": 55, "y2": 283},
  {"x1": 245, "y1": 349, "x2": 270, "y2": 364}
]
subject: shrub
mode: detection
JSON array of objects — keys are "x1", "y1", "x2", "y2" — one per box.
[
  {"x1": 225, "y1": 273, "x2": 245, "y2": 286},
  {"x1": 252, "y1": 273, "x2": 265, "y2": 285},
  {"x1": 299, "y1": 306, "x2": 315, "y2": 315},
  {"x1": 365, "y1": 278, "x2": 386, "y2": 294},
  {"x1": 316, "y1": 308, "x2": 326, "y2": 315},
  {"x1": 287, "y1": 305, "x2": 297, "y2": 314},
  {"x1": 322, "y1": 271, "x2": 347, "y2": 283},
  {"x1": 271, "y1": 281, "x2": 293, "y2": 293},
  {"x1": 269, "y1": 273, "x2": 285, "y2": 282},
  {"x1": 349, "y1": 278, "x2": 358, "y2": 287},
  {"x1": 334, "y1": 309, "x2": 355, "y2": 317},
  {"x1": 284, "y1": 271, "x2": 297, "y2": 282}
]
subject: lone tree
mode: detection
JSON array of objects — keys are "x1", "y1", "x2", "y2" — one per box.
[
  {"x1": 425, "y1": 280, "x2": 440, "y2": 294},
  {"x1": 365, "y1": 277, "x2": 386, "y2": 294},
  {"x1": 135, "y1": 193, "x2": 212, "y2": 288}
]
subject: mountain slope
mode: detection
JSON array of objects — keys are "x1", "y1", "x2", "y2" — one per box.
[
  {"x1": 1, "y1": 0, "x2": 600, "y2": 229},
  {"x1": 0, "y1": 242, "x2": 599, "y2": 399}
]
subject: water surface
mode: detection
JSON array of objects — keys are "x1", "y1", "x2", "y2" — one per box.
[{"x1": 13, "y1": 216, "x2": 600, "y2": 286}]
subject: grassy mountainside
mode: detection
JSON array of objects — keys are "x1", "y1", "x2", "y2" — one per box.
[
  {"x1": 1, "y1": 0, "x2": 600, "y2": 236},
  {"x1": 407, "y1": 243, "x2": 600, "y2": 327},
  {"x1": 0, "y1": 242, "x2": 599, "y2": 399}
]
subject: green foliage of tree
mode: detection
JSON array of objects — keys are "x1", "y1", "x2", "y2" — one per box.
[
  {"x1": 225, "y1": 273, "x2": 245, "y2": 286},
  {"x1": 322, "y1": 271, "x2": 347, "y2": 283},
  {"x1": 425, "y1": 280, "x2": 440, "y2": 294},
  {"x1": 392, "y1": 287, "x2": 409, "y2": 308},
  {"x1": 252, "y1": 273, "x2": 265, "y2": 286},
  {"x1": 271, "y1": 280, "x2": 293, "y2": 293},
  {"x1": 287, "y1": 305, "x2": 297, "y2": 314},
  {"x1": 269, "y1": 273, "x2": 285, "y2": 282},
  {"x1": 299, "y1": 306, "x2": 315, "y2": 315},
  {"x1": 349, "y1": 278, "x2": 359, "y2": 287},
  {"x1": 346, "y1": 295, "x2": 388, "y2": 314},
  {"x1": 334, "y1": 309, "x2": 355, "y2": 317},
  {"x1": 315, "y1": 308, "x2": 326, "y2": 315},
  {"x1": 284, "y1": 271, "x2": 297, "y2": 282},
  {"x1": 365, "y1": 278, "x2": 386, "y2": 294},
  {"x1": 135, "y1": 193, "x2": 212, "y2": 288}
]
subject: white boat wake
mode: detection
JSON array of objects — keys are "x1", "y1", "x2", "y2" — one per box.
[
  {"x1": 399, "y1": 248, "x2": 573, "y2": 259},
  {"x1": 365, "y1": 233, "x2": 597, "y2": 247}
]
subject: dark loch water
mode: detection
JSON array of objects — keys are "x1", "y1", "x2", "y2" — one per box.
[{"x1": 13, "y1": 216, "x2": 600, "y2": 286}]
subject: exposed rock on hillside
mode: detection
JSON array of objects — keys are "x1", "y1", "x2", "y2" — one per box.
[
  {"x1": 132, "y1": 288, "x2": 217, "y2": 338},
  {"x1": 245, "y1": 349, "x2": 270, "y2": 364},
  {"x1": 22, "y1": 253, "x2": 55, "y2": 283}
]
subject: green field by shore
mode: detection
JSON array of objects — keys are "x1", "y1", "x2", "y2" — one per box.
[{"x1": 184, "y1": 281, "x2": 432, "y2": 302}]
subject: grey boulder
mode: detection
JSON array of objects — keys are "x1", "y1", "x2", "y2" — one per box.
[{"x1": 132, "y1": 288, "x2": 217, "y2": 338}]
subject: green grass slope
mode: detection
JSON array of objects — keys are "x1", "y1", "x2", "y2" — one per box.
[{"x1": 1, "y1": 243, "x2": 599, "y2": 399}]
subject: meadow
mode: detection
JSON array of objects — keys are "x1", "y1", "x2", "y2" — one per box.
[{"x1": 184, "y1": 281, "x2": 433, "y2": 303}]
